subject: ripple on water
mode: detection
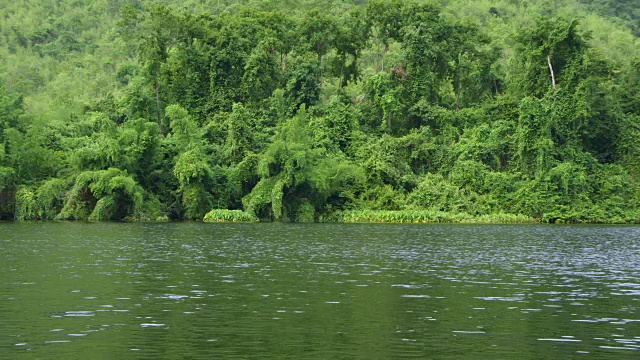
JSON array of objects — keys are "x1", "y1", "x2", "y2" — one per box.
[
  {"x1": 140, "y1": 323, "x2": 165, "y2": 328},
  {"x1": 475, "y1": 296, "x2": 524, "y2": 302},
  {"x1": 155, "y1": 294, "x2": 189, "y2": 300},
  {"x1": 599, "y1": 346, "x2": 638, "y2": 351},
  {"x1": 63, "y1": 311, "x2": 94, "y2": 317},
  {"x1": 3, "y1": 223, "x2": 640, "y2": 358}
]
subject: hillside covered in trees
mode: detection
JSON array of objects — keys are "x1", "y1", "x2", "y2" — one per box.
[{"x1": 1, "y1": 0, "x2": 640, "y2": 223}]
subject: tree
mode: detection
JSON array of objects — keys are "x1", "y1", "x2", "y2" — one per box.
[
  {"x1": 509, "y1": 17, "x2": 588, "y2": 99},
  {"x1": 120, "y1": 4, "x2": 184, "y2": 134},
  {"x1": 166, "y1": 104, "x2": 216, "y2": 219},
  {"x1": 366, "y1": 0, "x2": 405, "y2": 72}
]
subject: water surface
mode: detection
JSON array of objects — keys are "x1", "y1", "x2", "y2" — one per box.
[{"x1": 1, "y1": 223, "x2": 639, "y2": 358}]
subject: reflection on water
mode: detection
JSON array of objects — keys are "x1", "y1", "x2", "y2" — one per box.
[{"x1": 1, "y1": 223, "x2": 639, "y2": 358}]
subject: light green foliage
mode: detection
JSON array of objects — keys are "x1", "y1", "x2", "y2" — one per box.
[
  {"x1": 336, "y1": 209, "x2": 534, "y2": 224},
  {"x1": 242, "y1": 177, "x2": 279, "y2": 218},
  {"x1": 514, "y1": 97, "x2": 555, "y2": 176},
  {"x1": 0, "y1": 0, "x2": 639, "y2": 223},
  {"x1": 14, "y1": 178, "x2": 69, "y2": 221},
  {"x1": 245, "y1": 107, "x2": 365, "y2": 220},
  {"x1": 173, "y1": 150, "x2": 212, "y2": 187},
  {"x1": 355, "y1": 134, "x2": 412, "y2": 186},
  {"x1": 579, "y1": 0, "x2": 640, "y2": 37},
  {"x1": 15, "y1": 187, "x2": 39, "y2": 221},
  {"x1": 225, "y1": 152, "x2": 259, "y2": 206},
  {"x1": 270, "y1": 179, "x2": 286, "y2": 221},
  {"x1": 36, "y1": 178, "x2": 68, "y2": 220},
  {"x1": 407, "y1": 173, "x2": 475, "y2": 214},
  {"x1": 166, "y1": 104, "x2": 201, "y2": 150},
  {"x1": 454, "y1": 120, "x2": 510, "y2": 171},
  {"x1": 181, "y1": 183, "x2": 214, "y2": 220},
  {"x1": 203, "y1": 209, "x2": 259, "y2": 222},
  {"x1": 451, "y1": 160, "x2": 489, "y2": 192},
  {"x1": 223, "y1": 104, "x2": 257, "y2": 165},
  {"x1": 90, "y1": 196, "x2": 117, "y2": 222},
  {"x1": 166, "y1": 104, "x2": 217, "y2": 219},
  {"x1": 69, "y1": 114, "x2": 161, "y2": 178}
]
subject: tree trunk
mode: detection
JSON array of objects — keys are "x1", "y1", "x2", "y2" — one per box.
[
  {"x1": 455, "y1": 50, "x2": 466, "y2": 111},
  {"x1": 155, "y1": 78, "x2": 163, "y2": 135},
  {"x1": 387, "y1": 113, "x2": 392, "y2": 133},
  {"x1": 319, "y1": 54, "x2": 326, "y2": 103},
  {"x1": 382, "y1": 44, "x2": 388, "y2": 72},
  {"x1": 547, "y1": 55, "x2": 556, "y2": 89}
]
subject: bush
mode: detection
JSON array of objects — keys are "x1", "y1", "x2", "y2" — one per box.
[
  {"x1": 36, "y1": 178, "x2": 68, "y2": 219},
  {"x1": 203, "y1": 209, "x2": 259, "y2": 222},
  {"x1": 15, "y1": 187, "x2": 39, "y2": 220},
  {"x1": 294, "y1": 200, "x2": 315, "y2": 222},
  {"x1": 58, "y1": 168, "x2": 146, "y2": 220}
]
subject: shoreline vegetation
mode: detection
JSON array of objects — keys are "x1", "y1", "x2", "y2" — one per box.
[
  {"x1": 2, "y1": 1, "x2": 640, "y2": 225},
  {"x1": 203, "y1": 209, "x2": 259, "y2": 223},
  {"x1": 333, "y1": 210, "x2": 536, "y2": 224},
  {"x1": 16, "y1": 209, "x2": 636, "y2": 224},
  {"x1": 12, "y1": 212, "x2": 635, "y2": 224}
]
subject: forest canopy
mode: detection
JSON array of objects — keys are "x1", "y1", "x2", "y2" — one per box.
[{"x1": 1, "y1": 0, "x2": 640, "y2": 223}]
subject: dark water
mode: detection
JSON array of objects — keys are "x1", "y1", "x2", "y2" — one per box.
[{"x1": 1, "y1": 223, "x2": 639, "y2": 358}]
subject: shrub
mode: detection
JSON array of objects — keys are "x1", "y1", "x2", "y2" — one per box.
[{"x1": 203, "y1": 209, "x2": 259, "y2": 222}]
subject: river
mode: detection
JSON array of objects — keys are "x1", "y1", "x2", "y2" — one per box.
[{"x1": 1, "y1": 222, "x2": 639, "y2": 358}]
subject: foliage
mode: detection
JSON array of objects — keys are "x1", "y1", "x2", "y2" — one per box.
[
  {"x1": 57, "y1": 168, "x2": 147, "y2": 221},
  {"x1": 335, "y1": 209, "x2": 535, "y2": 224},
  {"x1": 1, "y1": 0, "x2": 640, "y2": 223},
  {"x1": 203, "y1": 209, "x2": 259, "y2": 222}
]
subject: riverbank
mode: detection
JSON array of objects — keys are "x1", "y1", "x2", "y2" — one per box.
[
  {"x1": 201, "y1": 208, "x2": 639, "y2": 224},
  {"x1": 9, "y1": 207, "x2": 639, "y2": 224},
  {"x1": 330, "y1": 210, "x2": 537, "y2": 224}
]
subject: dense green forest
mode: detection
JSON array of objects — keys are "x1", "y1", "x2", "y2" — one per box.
[{"x1": 1, "y1": 0, "x2": 640, "y2": 223}]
